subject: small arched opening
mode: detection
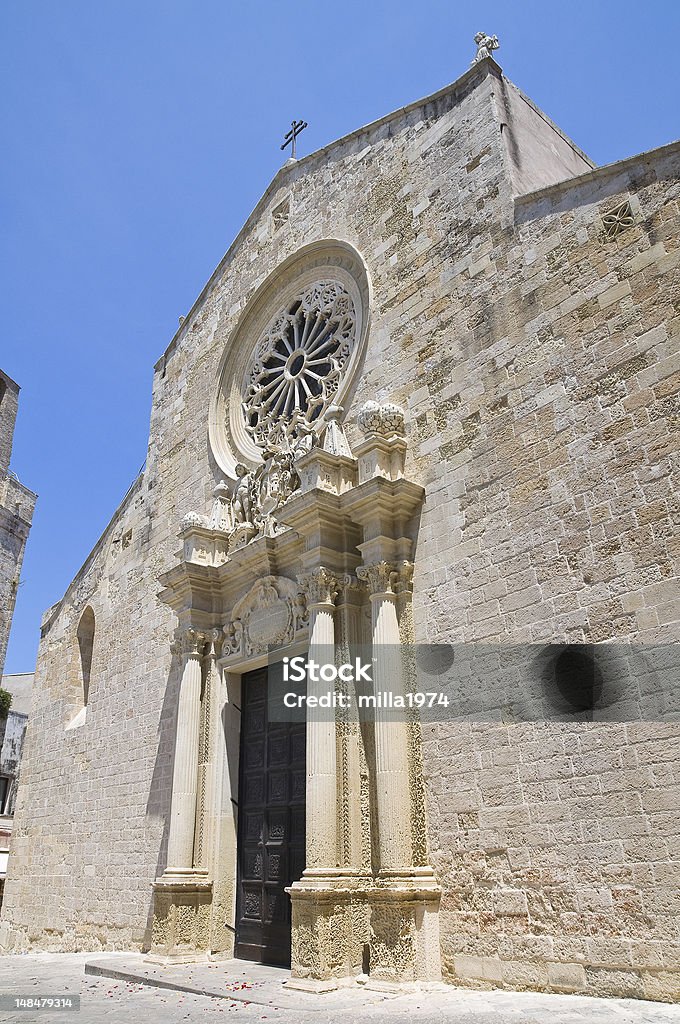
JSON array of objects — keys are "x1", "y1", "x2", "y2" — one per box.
[{"x1": 76, "y1": 606, "x2": 96, "y2": 707}]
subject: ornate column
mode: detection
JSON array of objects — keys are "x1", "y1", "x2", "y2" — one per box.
[
  {"x1": 296, "y1": 567, "x2": 339, "y2": 873},
  {"x1": 286, "y1": 560, "x2": 370, "y2": 990},
  {"x1": 148, "y1": 626, "x2": 213, "y2": 963},
  {"x1": 166, "y1": 627, "x2": 206, "y2": 875},
  {"x1": 193, "y1": 628, "x2": 223, "y2": 873},
  {"x1": 342, "y1": 402, "x2": 442, "y2": 987},
  {"x1": 335, "y1": 574, "x2": 369, "y2": 872},
  {"x1": 356, "y1": 562, "x2": 413, "y2": 873}
]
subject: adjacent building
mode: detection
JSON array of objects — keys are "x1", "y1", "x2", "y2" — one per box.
[
  {"x1": 0, "y1": 371, "x2": 36, "y2": 681},
  {"x1": 0, "y1": 371, "x2": 36, "y2": 909},
  {"x1": 0, "y1": 673, "x2": 32, "y2": 907}
]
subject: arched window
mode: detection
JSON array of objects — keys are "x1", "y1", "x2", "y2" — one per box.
[{"x1": 77, "y1": 607, "x2": 96, "y2": 707}]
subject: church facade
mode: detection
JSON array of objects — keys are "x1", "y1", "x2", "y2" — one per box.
[{"x1": 1, "y1": 55, "x2": 679, "y2": 1002}]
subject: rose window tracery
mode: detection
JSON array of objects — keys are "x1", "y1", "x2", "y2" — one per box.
[{"x1": 242, "y1": 281, "x2": 356, "y2": 450}]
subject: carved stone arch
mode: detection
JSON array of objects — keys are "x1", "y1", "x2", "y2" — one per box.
[
  {"x1": 208, "y1": 239, "x2": 371, "y2": 480},
  {"x1": 76, "y1": 605, "x2": 96, "y2": 707}
]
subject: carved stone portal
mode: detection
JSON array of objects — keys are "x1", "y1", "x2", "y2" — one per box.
[{"x1": 156, "y1": 400, "x2": 441, "y2": 987}]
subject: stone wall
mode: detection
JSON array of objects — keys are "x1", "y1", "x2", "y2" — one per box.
[
  {"x1": 1, "y1": 58, "x2": 678, "y2": 1000},
  {"x1": 0, "y1": 372, "x2": 19, "y2": 478},
  {"x1": 0, "y1": 372, "x2": 36, "y2": 681},
  {"x1": 413, "y1": 143, "x2": 680, "y2": 1000}
]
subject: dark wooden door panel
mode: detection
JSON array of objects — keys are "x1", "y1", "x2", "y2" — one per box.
[{"x1": 235, "y1": 666, "x2": 306, "y2": 967}]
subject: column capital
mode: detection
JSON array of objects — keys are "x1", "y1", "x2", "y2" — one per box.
[
  {"x1": 394, "y1": 560, "x2": 414, "y2": 595},
  {"x1": 336, "y1": 572, "x2": 366, "y2": 602},
  {"x1": 356, "y1": 560, "x2": 398, "y2": 597},
  {"x1": 205, "y1": 628, "x2": 223, "y2": 659},
  {"x1": 179, "y1": 627, "x2": 207, "y2": 658},
  {"x1": 297, "y1": 567, "x2": 339, "y2": 608}
]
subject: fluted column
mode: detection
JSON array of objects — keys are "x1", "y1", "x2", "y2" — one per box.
[
  {"x1": 166, "y1": 627, "x2": 206, "y2": 875},
  {"x1": 357, "y1": 561, "x2": 412, "y2": 874},
  {"x1": 193, "y1": 628, "x2": 223, "y2": 872},
  {"x1": 335, "y1": 574, "x2": 367, "y2": 871},
  {"x1": 297, "y1": 567, "x2": 338, "y2": 874}
]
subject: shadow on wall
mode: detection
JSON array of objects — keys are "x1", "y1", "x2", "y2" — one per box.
[{"x1": 141, "y1": 648, "x2": 182, "y2": 951}]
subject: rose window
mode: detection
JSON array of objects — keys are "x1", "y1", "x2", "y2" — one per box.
[{"x1": 242, "y1": 281, "x2": 356, "y2": 449}]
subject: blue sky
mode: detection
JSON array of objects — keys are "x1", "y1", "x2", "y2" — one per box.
[{"x1": 2, "y1": 1, "x2": 679, "y2": 674}]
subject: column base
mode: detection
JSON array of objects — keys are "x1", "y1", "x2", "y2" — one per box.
[
  {"x1": 147, "y1": 872, "x2": 213, "y2": 963},
  {"x1": 284, "y1": 975, "x2": 355, "y2": 994},
  {"x1": 366, "y1": 872, "x2": 442, "y2": 986},
  {"x1": 287, "y1": 870, "x2": 442, "y2": 989},
  {"x1": 287, "y1": 874, "x2": 371, "y2": 988}
]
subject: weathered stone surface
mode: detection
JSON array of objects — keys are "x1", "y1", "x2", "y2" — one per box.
[
  {"x1": 1, "y1": 56, "x2": 678, "y2": 1001},
  {"x1": 0, "y1": 371, "x2": 36, "y2": 682}
]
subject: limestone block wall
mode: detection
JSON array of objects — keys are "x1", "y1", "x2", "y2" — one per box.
[
  {"x1": 0, "y1": 372, "x2": 19, "y2": 478},
  {"x1": 412, "y1": 145, "x2": 680, "y2": 1000}
]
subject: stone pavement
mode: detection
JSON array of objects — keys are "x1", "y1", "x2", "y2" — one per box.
[{"x1": 0, "y1": 953, "x2": 678, "y2": 1023}]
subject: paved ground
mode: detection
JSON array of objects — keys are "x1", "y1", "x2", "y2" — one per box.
[{"x1": 0, "y1": 953, "x2": 678, "y2": 1023}]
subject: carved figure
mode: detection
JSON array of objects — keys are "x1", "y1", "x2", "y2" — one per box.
[
  {"x1": 232, "y1": 464, "x2": 255, "y2": 526},
  {"x1": 471, "y1": 31, "x2": 499, "y2": 64}
]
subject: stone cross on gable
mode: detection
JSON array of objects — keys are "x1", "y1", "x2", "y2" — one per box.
[{"x1": 280, "y1": 119, "x2": 308, "y2": 160}]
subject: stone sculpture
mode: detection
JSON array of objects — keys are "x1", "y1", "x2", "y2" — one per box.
[{"x1": 471, "y1": 31, "x2": 499, "y2": 64}]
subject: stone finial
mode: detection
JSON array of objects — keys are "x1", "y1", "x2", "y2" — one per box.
[
  {"x1": 356, "y1": 400, "x2": 382, "y2": 434},
  {"x1": 471, "y1": 31, "x2": 499, "y2": 65},
  {"x1": 179, "y1": 510, "x2": 209, "y2": 533},
  {"x1": 322, "y1": 405, "x2": 353, "y2": 458},
  {"x1": 357, "y1": 401, "x2": 406, "y2": 439},
  {"x1": 210, "y1": 480, "x2": 233, "y2": 533},
  {"x1": 380, "y1": 402, "x2": 406, "y2": 437}
]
